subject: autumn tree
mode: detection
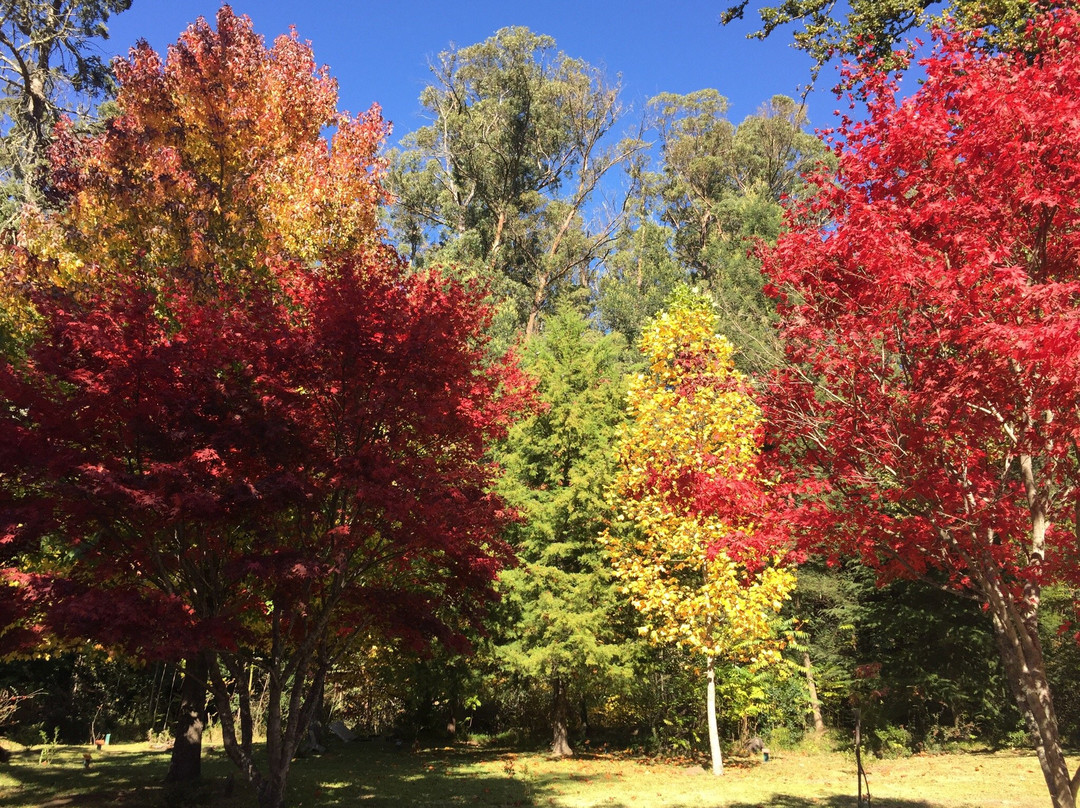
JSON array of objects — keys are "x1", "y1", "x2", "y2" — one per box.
[
  {"x1": 762, "y1": 14, "x2": 1080, "y2": 807},
  {"x1": 0, "y1": 0, "x2": 130, "y2": 223},
  {"x1": 0, "y1": 9, "x2": 532, "y2": 807},
  {"x1": 1, "y1": 255, "x2": 526, "y2": 807},
  {"x1": 387, "y1": 27, "x2": 643, "y2": 339},
  {"x1": 604, "y1": 291, "x2": 795, "y2": 776},
  {"x1": 492, "y1": 303, "x2": 634, "y2": 756},
  {"x1": 6, "y1": 6, "x2": 389, "y2": 782},
  {"x1": 2, "y1": 3, "x2": 385, "y2": 347}
]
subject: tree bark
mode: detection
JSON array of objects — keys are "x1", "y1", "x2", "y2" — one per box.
[
  {"x1": 209, "y1": 656, "x2": 266, "y2": 796},
  {"x1": 525, "y1": 272, "x2": 551, "y2": 340},
  {"x1": 256, "y1": 772, "x2": 288, "y2": 808},
  {"x1": 307, "y1": 681, "x2": 326, "y2": 750},
  {"x1": 803, "y1": 651, "x2": 826, "y2": 735},
  {"x1": 211, "y1": 646, "x2": 330, "y2": 808},
  {"x1": 165, "y1": 652, "x2": 209, "y2": 783},
  {"x1": 983, "y1": 568, "x2": 1077, "y2": 808},
  {"x1": 706, "y1": 655, "x2": 723, "y2": 776},
  {"x1": 984, "y1": 455, "x2": 1080, "y2": 808},
  {"x1": 551, "y1": 674, "x2": 573, "y2": 757}
]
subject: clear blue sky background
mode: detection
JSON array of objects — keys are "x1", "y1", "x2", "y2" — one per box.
[{"x1": 101, "y1": 0, "x2": 841, "y2": 146}]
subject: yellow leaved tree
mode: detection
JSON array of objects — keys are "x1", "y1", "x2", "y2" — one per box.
[{"x1": 604, "y1": 290, "x2": 795, "y2": 776}]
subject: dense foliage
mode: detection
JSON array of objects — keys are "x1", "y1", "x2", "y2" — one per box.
[
  {"x1": 492, "y1": 304, "x2": 635, "y2": 756},
  {"x1": 763, "y1": 11, "x2": 1080, "y2": 806},
  {"x1": 0, "y1": 8, "x2": 530, "y2": 808}
]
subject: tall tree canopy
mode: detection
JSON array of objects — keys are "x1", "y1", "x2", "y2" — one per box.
[
  {"x1": 594, "y1": 217, "x2": 685, "y2": 349},
  {"x1": 763, "y1": 13, "x2": 1080, "y2": 808},
  {"x1": 605, "y1": 291, "x2": 795, "y2": 776},
  {"x1": 721, "y1": 0, "x2": 1045, "y2": 76},
  {"x1": 387, "y1": 26, "x2": 642, "y2": 339},
  {"x1": 646, "y1": 91, "x2": 825, "y2": 370},
  {"x1": 648, "y1": 91, "x2": 820, "y2": 278},
  {"x1": 0, "y1": 0, "x2": 131, "y2": 221},
  {"x1": 598, "y1": 91, "x2": 827, "y2": 367}
]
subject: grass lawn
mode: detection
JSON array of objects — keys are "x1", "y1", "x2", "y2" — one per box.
[{"x1": 0, "y1": 737, "x2": 1058, "y2": 807}]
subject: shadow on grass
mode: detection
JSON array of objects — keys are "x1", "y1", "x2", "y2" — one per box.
[
  {"x1": 1, "y1": 741, "x2": 980, "y2": 808},
  {"x1": 297, "y1": 742, "x2": 533, "y2": 806},
  {"x1": 3, "y1": 742, "x2": 522, "y2": 808},
  {"x1": 280, "y1": 743, "x2": 1002, "y2": 808},
  {"x1": 722, "y1": 800, "x2": 939, "y2": 808},
  {"x1": 0, "y1": 745, "x2": 251, "y2": 807}
]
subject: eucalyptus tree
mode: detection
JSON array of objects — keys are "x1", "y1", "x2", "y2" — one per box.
[
  {"x1": 594, "y1": 217, "x2": 685, "y2": 348},
  {"x1": 599, "y1": 91, "x2": 827, "y2": 371},
  {"x1": 387, "y1": 27, "x2": 644, "y2": 337}
]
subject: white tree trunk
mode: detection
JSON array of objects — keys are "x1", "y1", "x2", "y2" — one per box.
[{"x1": 706, "y1": 655, "x2": 723, "y2": 776}]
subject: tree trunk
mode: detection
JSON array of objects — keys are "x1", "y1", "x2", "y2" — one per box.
[
  {"x1": 706, "y1": 655, "x2": 723, "y2": 776},
  {"x1": 487, "y1": 210, "x2": 507, "y2": 272},
  {"x1": 165, "y1": 652, "x2": 209, "y2": 783},
  {"x1": 257, "y1": 774, "x2": 287, "y2": 808},
  {"x1": 803, "y1": 651, "x2": 826, "y2": 735},
  {"x1": 551, "y1": 675, "x2": 573, "y2": 757},
  {"x1": 209, "y1": 656, "x2": 266, "y2": 795},
  {"x1": 984, "y1": 572, "x2": 1077, "y2": 808},
  {"x1": 240, "y1": 664, "x2": 255, "y2": 751},
  {"x1": 525, "y1": 273, "x2": 551, "y2": 340},
  {"x1": 307, "y1": 681, "x2": 326, "y2": 750}
]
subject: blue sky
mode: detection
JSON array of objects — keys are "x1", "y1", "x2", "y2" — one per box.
[{"x1": 101, "y1": 0, "x2": 841, "y2": 146}]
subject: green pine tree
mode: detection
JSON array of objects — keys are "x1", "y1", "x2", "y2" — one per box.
[{"x1": 492, "y1": 303, "x2": 636, "y2": 756}]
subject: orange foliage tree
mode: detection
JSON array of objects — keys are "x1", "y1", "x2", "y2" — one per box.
[{"x1": 2, "y1": 3, "x2": 387, "y2": 345}]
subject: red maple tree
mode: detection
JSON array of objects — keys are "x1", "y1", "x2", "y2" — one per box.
[
  {"x1": 763, "y1": 13, "x2": 1080, "y2": 808},
  {"x1": 0, "y1": 7, "x2": 532, "y2": 807},
  {"x1": 0, "y1": 254, "x2": 529, "y2": 808}
]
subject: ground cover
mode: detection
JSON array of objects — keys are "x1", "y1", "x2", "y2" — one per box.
[{"x1": 0, "y1": 738, "x2": 1055, "y2": 807}]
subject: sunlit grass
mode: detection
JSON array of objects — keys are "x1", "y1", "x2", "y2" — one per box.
[{"x1": 0, "y1": 737, "x2": 1056, "y2": 807}]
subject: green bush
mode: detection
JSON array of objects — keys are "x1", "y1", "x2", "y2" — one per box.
[
  {"x1": 1002, "y1": 728, "x2": 1033, "y2": 749},
  {"x1": 7, "y1": 722, "x2": 47, "y2": 750},
  {"x1": 870, "y1": 724, "x2": 914, "y2": 758},
  {"x1": 767, "y1": 726, "x2": 795, "y2": 750}
]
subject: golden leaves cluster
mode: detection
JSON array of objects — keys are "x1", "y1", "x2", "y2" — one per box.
[{"x1": 604, "y1": 297, "x2": 794, "y2": 664}]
